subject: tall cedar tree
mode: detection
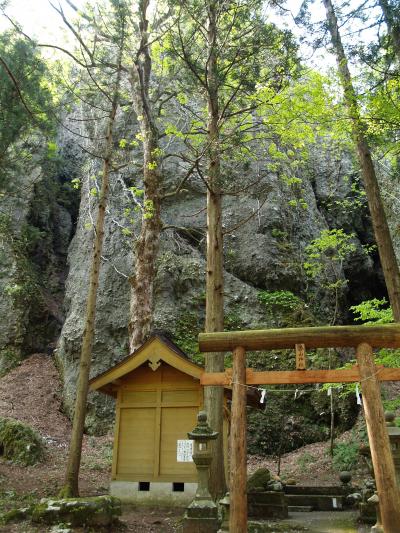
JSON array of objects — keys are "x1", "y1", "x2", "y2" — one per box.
[
  {"x1": 128, "y1": 0, "x2": 163, "y2": 353},
  {"x1": 168, "y1": 0, "x2": 297, "y2": 497},
  {"x1": 46, "y1": 0, "x2": 190, "y2": 379},
  {"x1": 59, "y1": 4, "x2": 127, "y2": 497},
  {"x1": 378, "y1": 0, "x2": 400, "y2": 62},
  {"x1": 323, "y1": 0, "x2": 400, "y2": 322}
]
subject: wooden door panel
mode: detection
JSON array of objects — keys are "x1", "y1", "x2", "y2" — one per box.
[
  {"x1": 117, "y1": 407, "x2": 155, "y2": 475},
  {"x1": 159, "y1": 407, "x2": 197, "y2": 476}
]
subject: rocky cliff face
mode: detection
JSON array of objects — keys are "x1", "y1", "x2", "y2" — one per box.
[
  {"x1": 0, "y1": 129, "x2": 391, "y2": 442},
  {"x1": 0, "y1": 166, "x2": 42, "y2": 375},
  {"x1": 53, "y1": 135, "x2": 387, "y2": 434},
  {"x1": 0, "y1": 143, "x2": 78, "y2": 375}
]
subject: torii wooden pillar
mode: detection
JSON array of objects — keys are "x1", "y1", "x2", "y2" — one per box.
[{"x1": 199, "y1": 324, "x2": 400, "y2": 533}]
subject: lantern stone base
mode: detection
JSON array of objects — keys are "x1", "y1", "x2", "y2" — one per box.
[
  {"x1": 182, "y1": 516, "x2": 219, "y2": 533},
  {"x1": 182, "y1": 503, "x2": 219, "y2": 533},
  {"x1": 110, "y1": 481, "x2": 197, "y2": 506},
  {"x1": 371, "y1": 525, "x2": 384, "y2": 533},
  {"x1": 359, "y1": 502, "x2": 377, "y2": 524}
]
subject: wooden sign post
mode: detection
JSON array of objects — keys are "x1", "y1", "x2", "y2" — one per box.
[
  {"x1": 295, "y1": 343, "x2": 306, "y2": 370},
  {"x1": 199, "y1": 324, "x2": 400, "y2": 533}
]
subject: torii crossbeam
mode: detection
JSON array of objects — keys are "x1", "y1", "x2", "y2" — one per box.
[{"x1": 199, "y1": 324, "x2": 400, "y2": 533}]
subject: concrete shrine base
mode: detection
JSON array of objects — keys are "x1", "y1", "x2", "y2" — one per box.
[{"x1": 110, "y1": 481, "x2": 197, "y2": 506}]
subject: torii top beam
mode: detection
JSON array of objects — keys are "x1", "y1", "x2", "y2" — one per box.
[{"x1": 198, "y1": 324, "x2": 400, "y2": 352}]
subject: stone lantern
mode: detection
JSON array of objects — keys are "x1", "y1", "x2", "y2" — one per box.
[
  {"x1": 385, "y1": 411, "x2": 400, "y2": 487},
  {"x1": 368, "y1": 492, "x2": 383, "y2": 533},
  {"x1": 182, "y1": 411, "x2": 219, "y2": 533},
  {"x1": 218, "y1": 492, "x2": 230, "y2": 533}
]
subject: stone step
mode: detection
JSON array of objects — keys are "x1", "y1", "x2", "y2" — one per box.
[
  {"x1": 286, "y1": 494, "x2": 344, "y2": 511},
  {"x1": 288, "y1": 505, "x2": 314, "y2": 513},
  {"x1": 285, "y1": 485, "x2": 348, "y2": 496}
]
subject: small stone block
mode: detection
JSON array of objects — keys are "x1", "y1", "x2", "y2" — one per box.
[{"x1": 182, "y1": 516, "x2": 219, "y2": 533}]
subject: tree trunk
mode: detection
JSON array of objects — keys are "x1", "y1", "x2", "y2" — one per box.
[
  {"x1": 378, "y1": 0, "x2": 400, "y2": 62},
  {"x1": 128, "y1": 0, "x2": 162, "y2": 353},
  {"x1": 323, "y1": 0, "x2": 400, "y2": 322},
  {"x1": 60, "y1": 70, "x2": 121, "y2": 498},
  {"x1": 204, "y1": 0, "x2": 227, "y2": 499}
]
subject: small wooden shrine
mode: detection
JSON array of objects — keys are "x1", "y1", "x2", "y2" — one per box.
[{"x1": 89, "y1": 334, "x2": 236, "y2": 503}]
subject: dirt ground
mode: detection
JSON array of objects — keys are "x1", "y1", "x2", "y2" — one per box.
[{"x1": 0, "y1": 354, "x2": 370, "y2": 532}]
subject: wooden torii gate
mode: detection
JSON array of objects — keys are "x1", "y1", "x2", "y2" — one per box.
[{"x1": 199, "y1": 324, "x2": 400, "y2": 533}]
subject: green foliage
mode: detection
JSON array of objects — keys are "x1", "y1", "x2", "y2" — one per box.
[
  {"x1": 304, "y1": 229, "x2": 356, "y2": 285},
  {"x1": 375, "y1": 348, "x2": 400, "y2": 368},
  {"x1": 304, "y1": 229, "x2": 357, "y2": 323},
  {"x1": 172, "y1": 308, "x2": 245, "y2": 366},
  {"x1": 0, "y1": 216, "x2": 41, "y2": 308},
  {"x1": 172, "y1": 313, "x2": 203, "y2": 365},
  {"x1": 0, "y1": 417, "x2": 44, "y2": 465},
  {"x1": 350, "y1": 298, "x2": 393, "y2": 324},
  {"x1": 271, "y1": 228, "x2": 288, "y2": 240},
  {"x1": 161, "y1": 0, "x2": 300, "y2": 192},
  {"x1": 258, "y1": 290, "x2": 301, "y2": 312},
  {"x1": 331, "y1": 441, "x2": 360, "y2": 472},
  {"x1": 0, "y1": 30, "x2": 54, "y2": 185},
  {"x1": 225, "y1": 310, "x2": 245, "y2": 331},
  {"x1": 143, "y1": 199, "x2": 155, "y2": 219},
  {"x1": 364, "y1": 75, "x2": 400, "y2": 160},
  {"x1": 71, "y1": 178, "x2": 81, "y2": 190},
  {"x1": 382, "y1": 397, "x2": 400, "y2": 412},
  {"x1": 46, "y1": 141, "x2": 58, "y2": 159},
  {"x1": 129, "y1": 186, "x2": 144, "y2": 197},
  {"x1": 257, "y1": 290, "x2": 313, "y2": 327}
]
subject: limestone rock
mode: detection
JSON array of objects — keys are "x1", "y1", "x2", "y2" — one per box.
[
  {"x1": 31, "y1": 495, "x2": 121, "y2": 527},
  {"x1": 247, "y1": 468, "x2": 272, "y2": 493}
]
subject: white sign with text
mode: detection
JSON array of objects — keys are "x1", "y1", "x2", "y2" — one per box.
[{"x1": 177, "y1": 439, "x2": 194, "y2": 462}]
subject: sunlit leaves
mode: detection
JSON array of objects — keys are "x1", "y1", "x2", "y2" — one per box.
[
  {"x1": 350, "y1": 298, "x2": 393, "y2": 324},
  {"x1": 0, "y1": 30, "x2": 54, "y2": 183},
  {"x1": 304, "y1": 229, "x2": 357, "y2": 289}
]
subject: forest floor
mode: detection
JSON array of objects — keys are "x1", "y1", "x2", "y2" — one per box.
[{"x1": 0, "y1": 353, "x2": 371, "y2": 532}]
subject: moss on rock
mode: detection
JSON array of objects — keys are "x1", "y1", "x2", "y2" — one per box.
[
  {"x1": 0, "y1": 346, "x2": 22, "y2": 377},
  {"x1": 31, "y1": 495, "x2": 121, "y2": 527},
  {"x1": 247, "y1": 468, "x2": 272, "y2": 493},
  {"x1": 0, "y1": 417, "x2": 44, "y2": 465}
]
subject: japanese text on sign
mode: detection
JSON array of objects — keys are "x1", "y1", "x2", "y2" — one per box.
[{"x1": 177, "y1": 439, "x2": 193, "y2": 462}]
